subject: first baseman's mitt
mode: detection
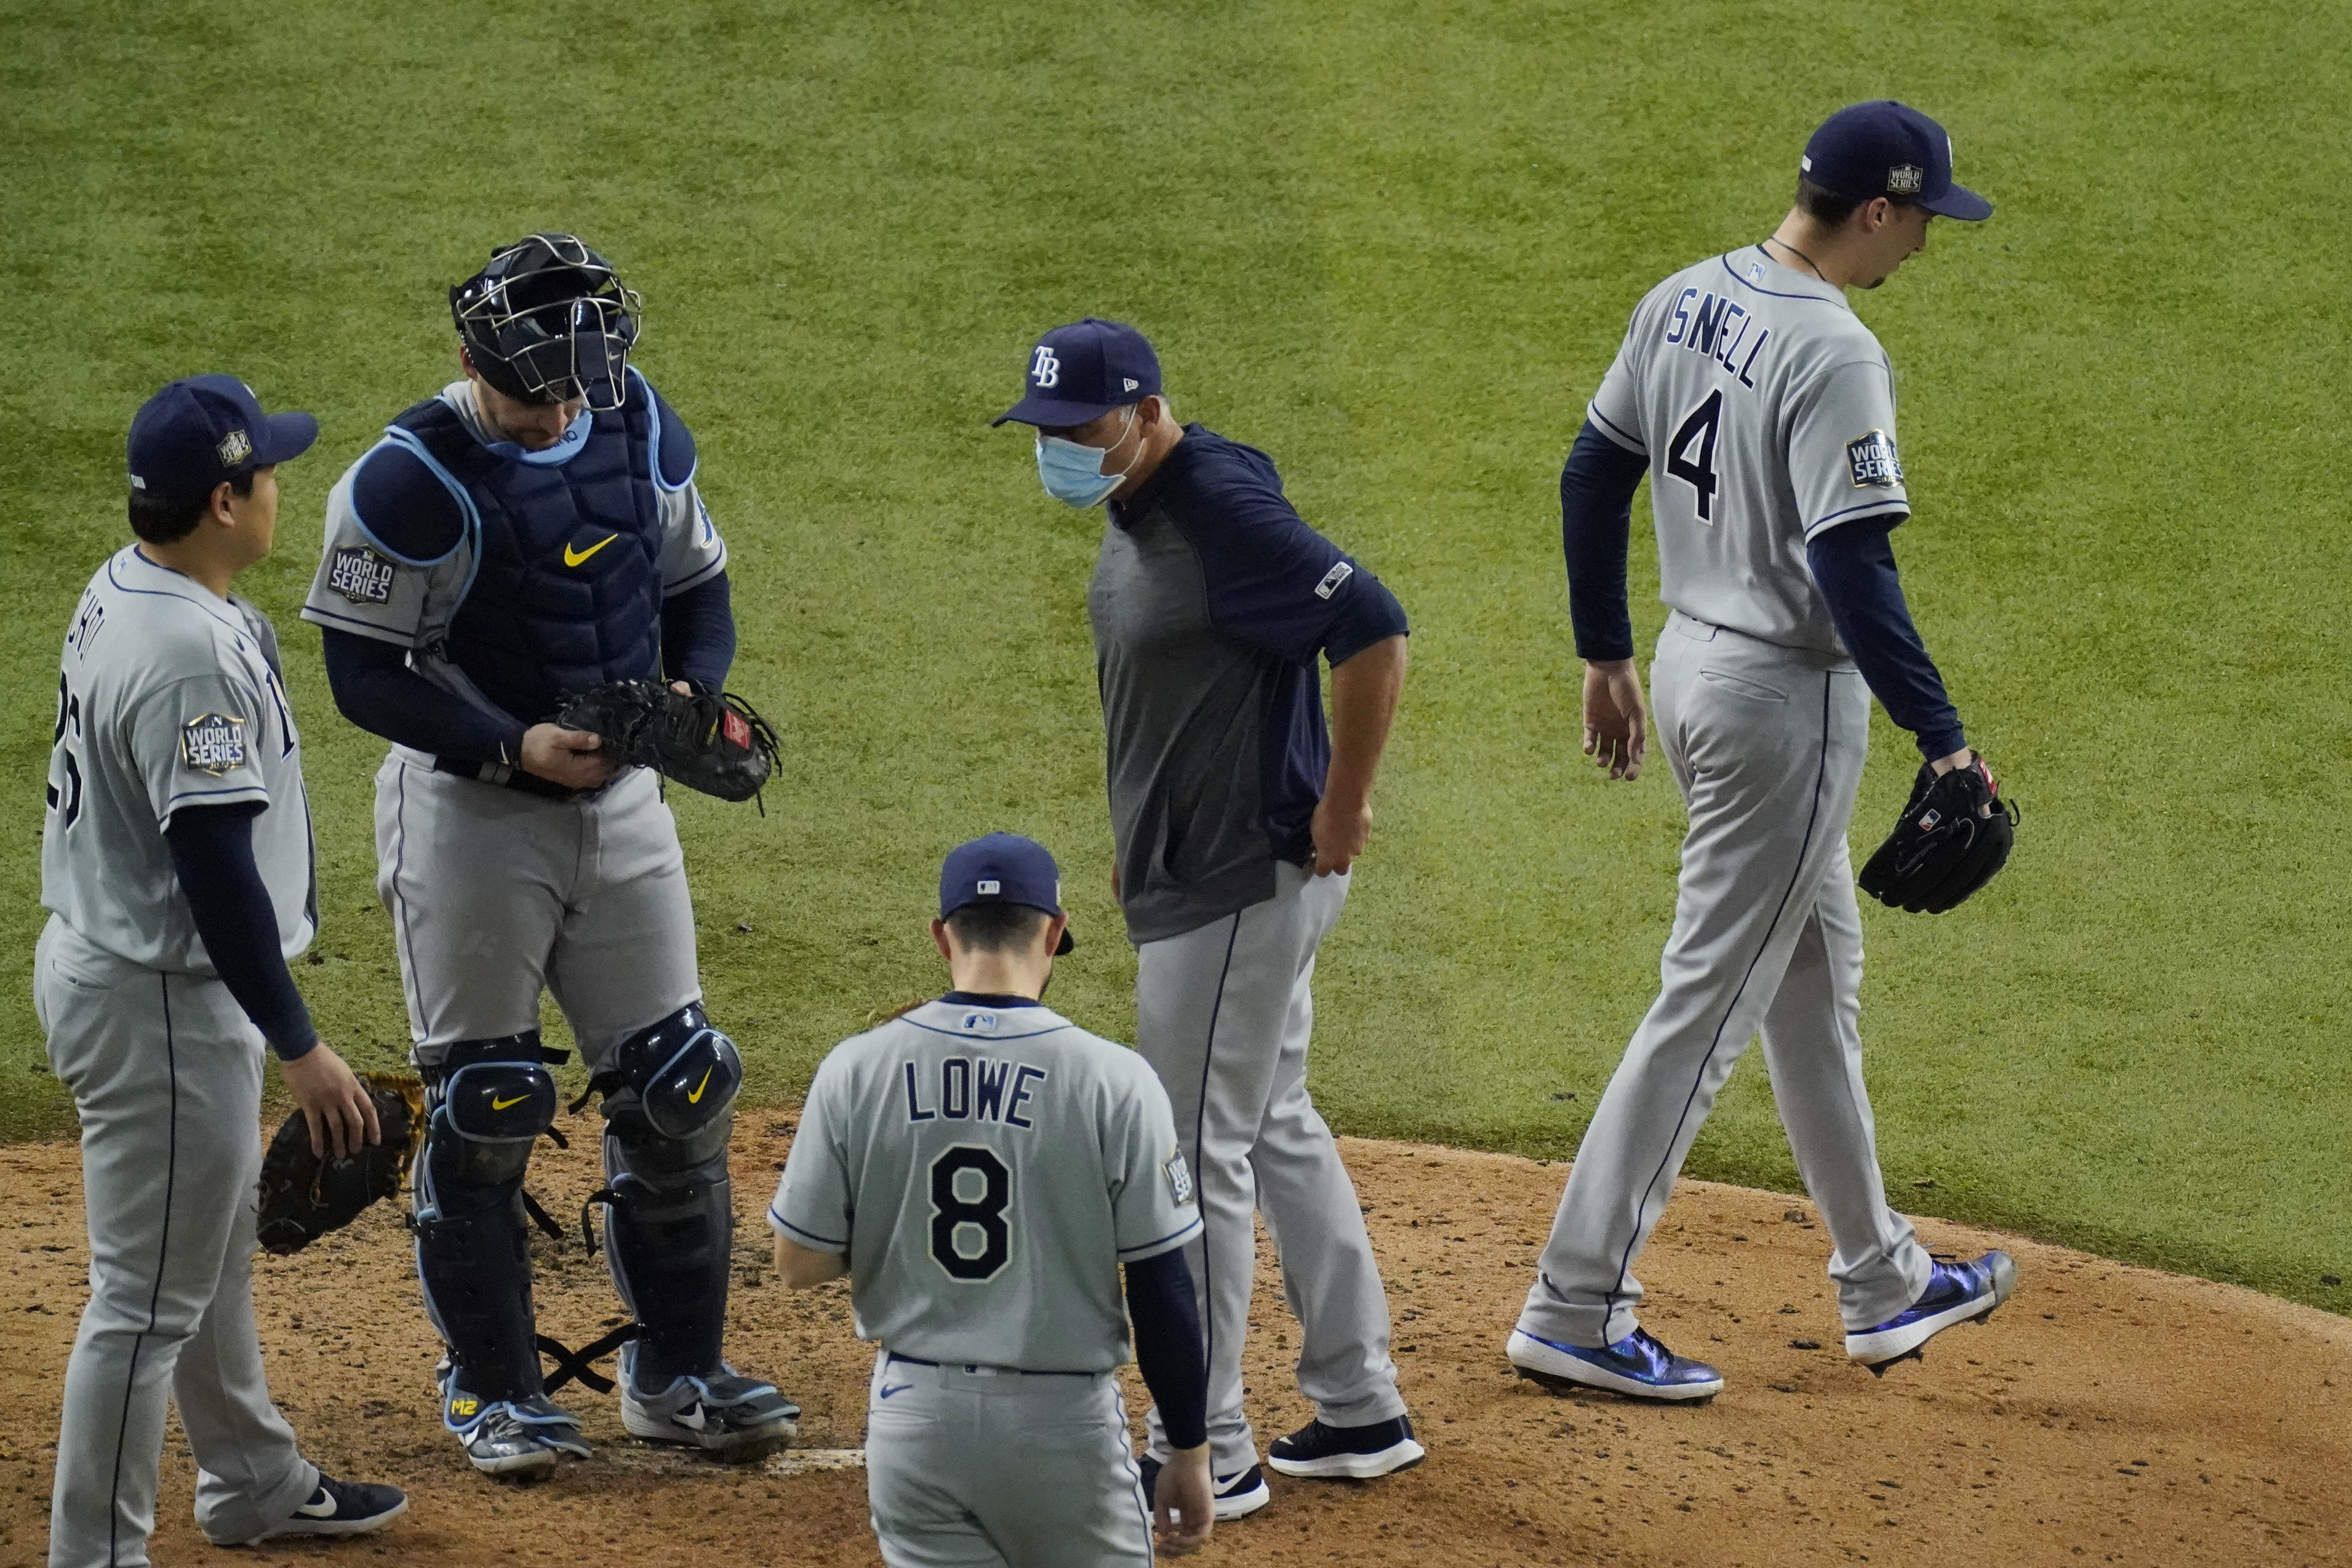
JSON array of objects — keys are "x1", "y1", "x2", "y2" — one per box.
[
  {"x1": 1857, "y1": 755, "x2": 2018, "y2": 915},
  {"x1": 255, "y1": 1073, "x2": 425, "y2": 1256},
  {"x1": 556, "y1": 680, "x2": 779, "y2": 804}
]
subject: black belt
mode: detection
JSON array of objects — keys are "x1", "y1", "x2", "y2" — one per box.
[
  {"x1": 431, "y1": 754, "x2": 608, "y2": 802},
  {"x1": 884, "y1": 1352, "x2": 1091, "y2": 1378}
]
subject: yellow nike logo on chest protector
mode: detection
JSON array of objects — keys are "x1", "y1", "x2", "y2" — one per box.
[
  {"x1": 686, "y1": 1066, "x2": 715, "y2": 1104},
  {"x1": 563, "y1": 533, "x2": 617, "y2": 567},
  {"x1": 491, "y1": 1092, "x2": 530, "y2": 1110}
]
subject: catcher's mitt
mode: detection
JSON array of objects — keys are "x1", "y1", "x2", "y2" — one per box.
[
  {"x1": 255, "y1": 1073, "x2": 425, "y2": 1256},
  {"x1": 556, "y1": 680, "x2": 779, "y2": 804},
  {"x1": 1857, "y1": 755, "x2": 2018, "y2": 915}
]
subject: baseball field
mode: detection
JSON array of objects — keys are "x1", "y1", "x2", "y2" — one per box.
[{"x1": 4, "y1": 0, "x2": 2349, "y2": 1561}]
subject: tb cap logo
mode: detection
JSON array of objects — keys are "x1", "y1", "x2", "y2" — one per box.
[{"x1": 1030, "y1": 345, "x2": 1060, "y2": 389}]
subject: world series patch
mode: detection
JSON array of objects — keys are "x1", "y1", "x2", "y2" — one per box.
[
  {"x1": 1846, "y1": 429, "x2": 1904, "y2": 488},
  {"x1": 1164, "y1": 1150, "x2": 1195, "y2": 1206},
  {"x1": 180, "y1": 713, "x2": 248, "y2": 775},
  {"x1": 327, "y1": 545, "x2": 396, "y2": 605}
]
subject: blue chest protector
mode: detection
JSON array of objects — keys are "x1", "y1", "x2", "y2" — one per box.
[{"x1": 392, "y1": 382, "x2": 666, "y2": 725}]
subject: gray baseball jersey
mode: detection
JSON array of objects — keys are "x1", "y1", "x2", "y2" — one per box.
[
  {"x1": 768, "y1": 999, "x2": 1201, "y2": 1372},
  {"x1": 296, "y1": 377, "x2": 725, "y2": 732},
  {"x1": 1587, "y1": 245, "x2": 1910, "y2": 654},
  {"x1": 42, "y1": 545, "x2": 315, "y2": 970}
]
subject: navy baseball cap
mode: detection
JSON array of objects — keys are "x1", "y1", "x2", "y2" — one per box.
[
  {"x1": 1802, "y1": 101, "x2": 1993, "y2": 221},
  {"x1": 128, "y1": 375, "x2": 318, "y2": 504},
  {"x1": 939, "y1": 833, "x2": 1076, "y2": 955},
  {"x1": 991, "y1": 318, "x2": 1161, "y2": 428}
]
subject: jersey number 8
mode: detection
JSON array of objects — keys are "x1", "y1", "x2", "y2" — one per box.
[{"x1": 929, "y1": 1146, "x2": 1012, "y2": 1282}]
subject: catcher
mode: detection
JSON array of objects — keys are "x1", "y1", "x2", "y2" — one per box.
[{"x1": 301, "y1": 232, "x2": 797, "y2": 1476}]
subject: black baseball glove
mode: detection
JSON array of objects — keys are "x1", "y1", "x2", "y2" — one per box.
[
  {"x1": 555, "y1": 680, "x2": 779, "y2": 804},
  {"x1": 1856, "y1": 755, "x2": 2018, "y2": 914},
  {"x1": 255, "y1": 1074, "x2": 425, "y2": 1256}
]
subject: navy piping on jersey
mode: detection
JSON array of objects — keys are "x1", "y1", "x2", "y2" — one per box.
[
  {"x1": 301, "y1": 601, "x2": 405, "y2": 637},
  {"x1": 1809, "y1": 498, "x2": 1913, "y2": 532},
  {"x1": 1115, "y1": 1217, "x2": 1207, "y2": 1261},
  {"x1": 663, "y1": 548, "x2": 727, "y2": 598},
  {"x1": 162, "y1": 782, "x2": 269, "y2": 813},
  {"x1": 1599, "y1": 671, "x2": 1840, "y2": 1333},
  {"x1": 110, "y1": 552, "x2": 252, "y2": 640},
  {"x1": 1587, "y1": 406, "x2": 1646, "y2": 453},
  {"x1": 939, "y1": 991, "x2": 1048, "y2": 1009},
  {"x1": 1720, "y1": 249, "x2": 1849, "y2": 304},
  {"x1": 1190, "y1": 914, "x2": 1244, "y2": 1386},
  {"x1": 768, "y1": 1209, "x2": 845, "y2": 1251},
  {"x1": 109, "y1": 973, "x2": 179, "y2": 1565},
  {"x1": 901, "y1": 1017, "x2": 1069, "y2": 1044}
]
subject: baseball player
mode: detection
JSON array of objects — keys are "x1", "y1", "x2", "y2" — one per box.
[
  {"x1": 299, "y1": 233, "x2": 796, "y2": 1472},
  {"x1": 994, "y1": 322, "x2": 1419, "y2": 1515},
  {"x1": 1506, "y1": 101, "x2": 2017, "y2": 1401},
  {"x1": 38, "y1": 376, "x2": 407, "y2": 1563},
  {"x1": 769, "y1": 834, "x2": 1214, "y2": 1566}
]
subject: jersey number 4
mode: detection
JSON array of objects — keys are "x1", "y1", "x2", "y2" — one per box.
[
  {"x1": 929, "y1": 1146, "x2": 1012, "y2": 1282},
  {"x1": 1666, "y1": 390, "x2": 1724, "y2": 524}
]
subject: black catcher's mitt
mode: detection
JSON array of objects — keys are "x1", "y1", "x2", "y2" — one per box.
[
  {"x1": 556, "y1": 680, "x2": 779, "y2": 804},
  {"x1": 1857, "y1": 755, "x2": 2018, "y2": 914},
  {"x1": 256, "y1": 1074, "x2": 424, "y2": 1256}
]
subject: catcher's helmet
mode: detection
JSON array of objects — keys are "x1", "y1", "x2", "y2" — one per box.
[{"x1": 449, "y1": 233, "x2": 642, "y2": 411}]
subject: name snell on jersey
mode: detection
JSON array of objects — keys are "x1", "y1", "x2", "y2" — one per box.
[{"x1": 1661, "y1": 286, "x2": 1773, "y2": 391}]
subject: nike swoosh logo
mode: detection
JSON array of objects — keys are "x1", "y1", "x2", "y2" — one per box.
[
  {"x1": 293, "y1": 1491, "x2": 338, "y2": 1520},
  {"x1": 686, "y1": 1066, "x2": 714, "y2": 1104},
  {"x1": 562, "y1": 534, "x2": 617, "y2": 567},
  {"x1": 878, "y1": 1384, "x2": 913, "y2": 1399},
  {"x1": 676, "y1": 1403, "x2": 707, "y2": 1430},
  {"x1": 491, "y1": 1093, "x2": 529, "y2": 1110}
]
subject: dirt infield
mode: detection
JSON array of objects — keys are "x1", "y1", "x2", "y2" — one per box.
[{"x1": 3, "y1": 1128, "x2": 2347, "y2": 1567}]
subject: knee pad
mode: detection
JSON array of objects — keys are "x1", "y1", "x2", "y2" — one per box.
[
  {"x1": 581, "y1": 1006, "x2": 744, "y2": 1382},
  {"x1": 413, "y1": 1034, "x2": 567, "y2": 1402}
]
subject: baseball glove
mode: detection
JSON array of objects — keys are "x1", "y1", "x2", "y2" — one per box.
[
  {"x1": 1857, "y1": 755, "x2": 2018, "y2": 914},
  {"x1": 555, "y1": 680, "x2": 779, "y2": 804},
  {"x1": 255, "y1": 1073, "x2": 425, "y2": 1256}
]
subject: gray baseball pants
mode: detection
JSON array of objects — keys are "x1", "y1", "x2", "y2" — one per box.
[
  {"x1": 374, "y1": 755, "x2": 702, "y2": 1061},
  {"x1": 864, "y1": 1351, "x2": 1152, "y2": 1568},
  {"x1": 34, "y1": 917, "x2": 319, "y2": 1567},
  {"x1": 1518, "y1": 612, "x2": 1932, "y2": 1350},
  {"x1": 1135, "y1": 862, "x2": 1406, "y2": 1475}
]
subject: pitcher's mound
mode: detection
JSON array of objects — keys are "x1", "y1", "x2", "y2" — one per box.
[{"x1": 0, "y1": 1132, "x2": 2344, "y2": 1566}]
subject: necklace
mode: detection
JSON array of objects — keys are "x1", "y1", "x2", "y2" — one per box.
[{"x1": 1763, "y1": 236, "x2": 1826, "y2": 280}]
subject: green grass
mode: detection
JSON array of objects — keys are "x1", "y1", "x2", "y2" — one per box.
[{"x1": 4, "y1": 0, "x2": 2347, "y2": 1312}]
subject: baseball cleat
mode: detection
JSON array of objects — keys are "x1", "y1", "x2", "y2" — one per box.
[
  {"x1": 1137, "y1": 1456, "x2": 1272, "y2": 1520},
  {"x1": 1507, "y1": 1326, "x2": 1724, "y2": 1402},
  {"x1": 443, "y1": 1368, "x2": 592, "y2": 1475},
  {"x1": 1847, "y1": 1250, "x2": 2017, "y2": 1371},
  {"x1": 241, "y1": 1475, "x2": 408, "y2": 1542},
  {"x1": 620, "y1": 1349, "x2": 800, "y2": 1453},
  {"x1": 1267, "y1": 1415, "x2": 1425, "y2": 1480}
]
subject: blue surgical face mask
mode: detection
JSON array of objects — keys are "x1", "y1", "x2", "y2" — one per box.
[{"x1": 1036, "y1": 406, "x2": 1140, "y2": 507}]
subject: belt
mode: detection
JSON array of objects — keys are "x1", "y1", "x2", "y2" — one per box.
[
  {"x1": 884, "y1": 1351, "x2": 1092, "y2": 1378},
  {"x1": 431, "y1": 754, "x2": 609, "y2": 802}
]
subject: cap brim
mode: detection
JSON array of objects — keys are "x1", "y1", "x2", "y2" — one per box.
[
  {"x1": 249, "y1": 410, "x2": 319, "y2": 465},
  {"x1": 990, "y1": 393, "x2": 1121, "y2": 429},
  {"x1": 1922, "y1": 183, "x2": 1993, "y2": 221},
  {"x1": 1054, "y1": 924, "x2": 1075, "y2": 956}
]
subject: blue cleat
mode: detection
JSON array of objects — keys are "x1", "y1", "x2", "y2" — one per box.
[
  {"x1": 1846, "y1": 1250, "x2": 2017, "y2": 1373},
  {"x1": 1506, "y1": 1326, "x2": 1724, "y2": 1402}
]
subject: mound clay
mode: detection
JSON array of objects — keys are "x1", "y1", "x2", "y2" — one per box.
[{"x1": 2, "y1": 1130, "x2": 2346, "y2": 1566}]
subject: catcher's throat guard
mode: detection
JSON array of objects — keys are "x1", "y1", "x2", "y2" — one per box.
[{"x1": 451, "y1": 233, "x2": 642, "y2": 412}]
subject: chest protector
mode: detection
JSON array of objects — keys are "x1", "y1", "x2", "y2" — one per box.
[{"x1": 396, "y1": 391, "x2": 664, "y2": 725}]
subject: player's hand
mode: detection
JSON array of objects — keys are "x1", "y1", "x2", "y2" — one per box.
[
  {"x1": 1152, "y1": 1442, "x2": 1215, "y2": 1556},
  {"x1": 278, "y1": 1044, "x2": 382, "y2": 1162},
  {"x1": 521, "y1": 721, "x2": 620, "y2": 789},
  {"x1": 1582, "y1": 658, "x2": 1649, "y2": 781},
  {"x1": 1928, "y1": 747, "x2": 1997, "y2": 816},
  {"x1": 1309, "y1": 791, "x2": 1371, "y2": 876}
]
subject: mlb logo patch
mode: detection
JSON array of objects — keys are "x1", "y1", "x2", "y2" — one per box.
[
  {"x1": 1313, "y1": 561, "x2": 1355, "y2": 601},
  {"x1": 977, "y1": 879, "x2": 1000, "y2": 896},
  {"x1": 1845, "y1": 429, "x2": 1904, "y2": 488},
  {"x1": 327, "y1": 545, "x2": 396, "y2": 605},
  {"x1": 180, "y1": 713, "x2": 248, "y2": 775},
  {"x1": 216, "y1": 429, "x2": 253, "y2": 467},
  {"x1": 959, "y1": 1011, "x2": 998, "y2": 1033},
  {"x1": 1164, "y1": 1150, "x2": 1195, "y2": 1206}
]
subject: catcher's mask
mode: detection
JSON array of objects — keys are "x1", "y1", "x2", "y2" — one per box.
[{"x1": 449, "y1": 233, "x2": 642, "y2": 412}]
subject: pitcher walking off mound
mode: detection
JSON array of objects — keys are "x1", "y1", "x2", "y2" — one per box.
[
  {"x1": 1507, "y1": 102, "x2": 2018, "y2": 1401},
  {"x1": 995, "y1": 320, "x2": 1419, "y2": 1515}
]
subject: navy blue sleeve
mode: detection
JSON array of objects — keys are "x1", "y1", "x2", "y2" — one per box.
[
  {"x1": 1125, "y1": 1248, "x2": 1207, "y2": 1451},
  {"x1": 1169, "y1": 451, "x2": 1408, "y2": 668},
  {"x1": 1806, "y1": 518, "x2": 1966, "y2": 759},
  {"x1": 1560, "y1": 419, "x2": 1648, "y2": 663},
  {"x1": 660, "y1": 571, "x2": 736, "y2": 692},
  {"x1": 350, "y1": 444, "x2": 467, "y2": 562},
  {"x1": 321, "y1": 627, "x2": 528, "y2": 764},
  {"x1": 164, "y1": 803, "x2": 317, "y2": 1061}
]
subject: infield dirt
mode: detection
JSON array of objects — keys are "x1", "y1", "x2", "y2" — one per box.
[{"x1": 2, "y1": 1129, "x2": 2344, "y2": 1567}]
